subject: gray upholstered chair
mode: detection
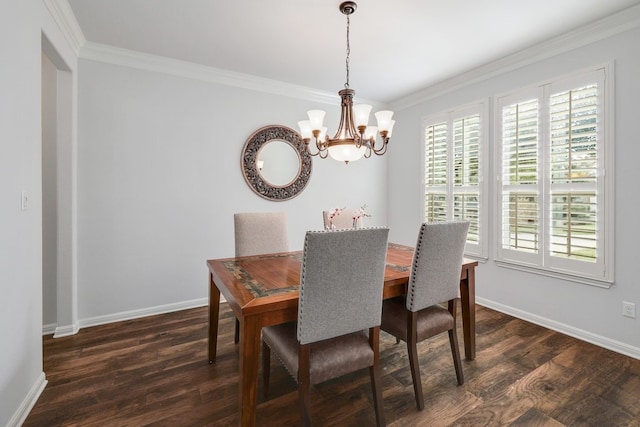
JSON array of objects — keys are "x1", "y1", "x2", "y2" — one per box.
[
  {"x1": 233, "y1": 212, "x2": 289, "y2": 343},
  {"x1": 380, "y1": 221, "x2": 469, "y2": 410},
  {"x1": 322, "y1": 208, "x2": 363, "y2": 230},
  {"x1": 262, "y1": 228, "x2": 389, "y2": 426}
]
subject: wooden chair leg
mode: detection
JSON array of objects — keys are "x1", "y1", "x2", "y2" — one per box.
[
  {"x1": 234, "y1": 318, "x2": 240, "y2": 344},
  {"x1": 448, "y1": 329, "x2": 464, "y2": 385},
  {"x1": 262, "y1": 341, "x2": 271, "y2": 399},
  {"x1": 407, "y1": 313, "x2": 424, "y2": 410},
  {"x1": 407, "y1": 338, "x2": 424, "y2": 410},
  {"x1": 298, "y1": 344, "x2": 312, "y2": 427},
  {"x1": 448, "y1": 299, "x2": 464, "y2": 385},
  {"x1": 369, "y1": 327, "x2": 386, "y2": 427}
]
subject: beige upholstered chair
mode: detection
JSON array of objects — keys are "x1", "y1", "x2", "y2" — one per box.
[
  {"x1": 234, "y1": 211, "x2": 289, "y2": 258},
  {"x1": 262, "y1": 228, "x2": 389, "y2": 426},
  {"x1": 232, "y1": 212, "x2": 289, "y2": 343},
  {"x1": 322, "y1": 208, "x2": 363, "y2": 230},
  {"x1": 381, "y1": 221, "x2": 469, "y2": 410}
]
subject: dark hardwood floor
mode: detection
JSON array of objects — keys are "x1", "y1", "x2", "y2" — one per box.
[{"x1": 25, "y1": 303, "x2": 640, "y2": 426}]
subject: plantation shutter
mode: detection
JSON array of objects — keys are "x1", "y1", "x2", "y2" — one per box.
[
  {"x1": 424, "y1": 122, "x2": 448, "y2": 222},
  {"x1": 549, "y1": 84, "x2": 598, "y2": 262},
  {"x1": 500, "y1": 98, "x2": 540, "y2": 254},
  {"x1": 453, "y1": 115, "x2": 481, "y2": 243},
  {"x1": 496, "y1": 66, "x2": 610, "y2": 285}
]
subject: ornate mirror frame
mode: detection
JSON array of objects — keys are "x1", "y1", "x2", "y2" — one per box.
[{"x1": 241, "y1": 125, "x2": 312, "y2": 201}]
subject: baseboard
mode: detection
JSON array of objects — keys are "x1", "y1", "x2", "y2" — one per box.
[
  {"x1": 53, "y1": 322, "x2": 80, "y2": 338},
  {"x1": 477, "y1": 297, "x2": 640, "y2": 360},
  {"x1": 7, "y1": 372, "x2": 47, "y2": 427},
  {"x1": 79, "y1": 297, "x2": 209, "y2": 329},
  {"x1": 42, "y1": 322, "x2": 57, "y2": 335},
  {"x1": 42, "y1": 321, "x2": 81, "y2": 337}
]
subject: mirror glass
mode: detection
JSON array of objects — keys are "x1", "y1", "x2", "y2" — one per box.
[
  {"x1": 257, "y1": 140, "x2": 301, "y2": 187},
  {"x1": 241, "y1": 125, "x2": 312, "y2": 201}
]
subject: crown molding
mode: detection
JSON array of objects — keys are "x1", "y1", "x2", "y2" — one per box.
[
  {"x1": 79, "y1": 42, "x2": 347, "y2": 106},
  {"x1": 42, "y1": 0, "x2": 86, "y2": 55},
  {"x1": 391, "y1": 3, "x2": 640, "y2": 111},
  {"x1": 42, "y1": 0, "x2": 343, "y2": 105}
]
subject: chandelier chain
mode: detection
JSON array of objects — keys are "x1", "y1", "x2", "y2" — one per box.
[{"x1": 345, "y1": 14, "x2": 350, "y2": 89}]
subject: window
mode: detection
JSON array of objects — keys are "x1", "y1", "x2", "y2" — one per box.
[
  {"x1": 423, "y1": 102, "x2": 488, "y2": 259},
  {"x1": 495, "y1": 66, "x2": 613, "y2": 286}
]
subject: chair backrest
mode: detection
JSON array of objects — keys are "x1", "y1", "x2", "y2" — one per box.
[
  {"x1": 322, "y1": 209, "x2": 363, "y2": 230},
  {"x1": 234, "y1": 212, "x2": 289, "y2": 257},
  {"x1": 297, "y1": 228, "x2": 389, "y2": 345},
  {"x1": 406, "y1": 221, "x2": 469, "y2": 312}
]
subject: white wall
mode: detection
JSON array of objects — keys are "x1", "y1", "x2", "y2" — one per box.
[
  {"x1": 76, "y1": 58, "x2": 388, "y2": 322},
  {"x1": 0, "y1": 1, "x2": 43, "y2": 424},
  {"x1": 0, "y1": 0, "x2": 78, "y2": 425},
  {"x1": 388, "y1": 18, "x2": 640, "y2": 356}
]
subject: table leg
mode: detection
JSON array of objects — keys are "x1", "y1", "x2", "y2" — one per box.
[
  {"x1": 239, "y1": 314, "x2": 261, "y2": 427},
  {"x1": 208, "y1": 273, "x2": 221, "y2": 363},
  {"x1": 459, "y1": 266, "x2": 476, "y2": 360}
]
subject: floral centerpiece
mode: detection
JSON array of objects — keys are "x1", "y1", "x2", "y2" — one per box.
[
  {"x1": 326, "y1": 205, "x2": 372, "y2": 230},
  {"x1": 326, "y1": 207, "x2": 344, "y2": 230},
  {"x1": 352, "y1": 205, "x2": 371, "y2": 229}
]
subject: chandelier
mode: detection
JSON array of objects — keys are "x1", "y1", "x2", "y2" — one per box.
[{"x1": 297, "y1": 1, "x2": 394, "y2": 164}]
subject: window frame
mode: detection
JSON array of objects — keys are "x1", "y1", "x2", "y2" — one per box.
[
  {"x1": 493, "y1": 64, "x2": 614, "y2": 287},
  {"x1": 422, "y1": 100, "x2": 489, "y2": 260}
]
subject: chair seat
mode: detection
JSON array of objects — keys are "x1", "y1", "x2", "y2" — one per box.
[
  {"x1": 381, "y1": 297, "x2": 454, "y2": 342},
  {"x1": 262, "y1": 322, "x2": 374, "y2": 385}
]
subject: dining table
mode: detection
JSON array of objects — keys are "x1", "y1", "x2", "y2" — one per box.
[{"x1": 207, "y1": 242, "x2": 478, "y2": 427}]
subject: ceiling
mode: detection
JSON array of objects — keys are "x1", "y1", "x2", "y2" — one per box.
[{"x1": 67, "y1": 0, "x2": 640, "y2": 104}]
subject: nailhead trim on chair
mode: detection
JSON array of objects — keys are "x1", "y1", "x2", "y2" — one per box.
[
  {"x1": 407, "y1": 220, "x2": 470, "y2": 312},
  {"x1": 407, "y1": 224, "x2": 425, "y2": 312}
]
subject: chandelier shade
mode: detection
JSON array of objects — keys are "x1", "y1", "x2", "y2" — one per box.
[{"x1": 298, "y1": 1, "x2": 394, "y2": 164}]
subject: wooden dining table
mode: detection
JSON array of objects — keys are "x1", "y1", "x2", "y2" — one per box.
[{"x1": 207, "y1": 242, "x2": 478, "y2": 427}]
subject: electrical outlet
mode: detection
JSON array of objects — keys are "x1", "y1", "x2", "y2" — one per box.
[{"x1": 622, "y1": 301, "x2": 636, "y2": 318}]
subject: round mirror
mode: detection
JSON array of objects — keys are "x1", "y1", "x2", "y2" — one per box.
[
  {"x1": 257, "y1": 139, "x2": 301, "y2": 187},
  {"x1": 241, "y1": 125, "x2": 312, "y2": 201}
]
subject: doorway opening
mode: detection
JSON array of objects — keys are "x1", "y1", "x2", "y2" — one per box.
[{"x1": 41, "y1": 34, "x2": 78, "y2": 338}]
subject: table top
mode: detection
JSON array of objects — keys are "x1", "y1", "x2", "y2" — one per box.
[{"x1": 207, "y1": 243, "x2": 477, "y2": 318}]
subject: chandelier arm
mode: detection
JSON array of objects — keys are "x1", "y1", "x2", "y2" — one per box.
[
  {"x1": 317, "y1": 136, "x2": 330, "y2": 152},
  {"x1": 303, "y1": 139, "x2": 328, "y2": 157},
  {"x1": 370, "y1": 139, "x2": 389, "y2": 156},
  {"x1": 304, "y1": 143, "x2": 322, "y2": 157}
]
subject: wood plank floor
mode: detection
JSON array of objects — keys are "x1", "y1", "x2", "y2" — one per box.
[{"x1": 25, "y1": 303, "x2": 640, "y2": 426}]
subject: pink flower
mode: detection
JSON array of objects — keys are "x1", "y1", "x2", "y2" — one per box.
[
  {"x1": 328, "y1": 207, "x2": 343, "y2": 220},
  {"x1": 352, "y1": 205, "x2": 370, "y2": 220}
]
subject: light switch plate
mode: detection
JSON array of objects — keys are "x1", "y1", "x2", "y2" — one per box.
[{"x1": 21, "y1": 191, "x2": 28, "y2": 211}]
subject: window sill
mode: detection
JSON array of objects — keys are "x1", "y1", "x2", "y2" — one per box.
[
  {"x1": 494, "y1": 259, "x2": 613, "y2": 289},
  {"x1": 464, "y1": 253, "x2": 488, "y2": 264}
]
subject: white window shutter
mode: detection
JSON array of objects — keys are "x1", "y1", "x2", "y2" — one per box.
[{"x1": 424, "y1": 103, "x2": 487, "y2": 259}]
